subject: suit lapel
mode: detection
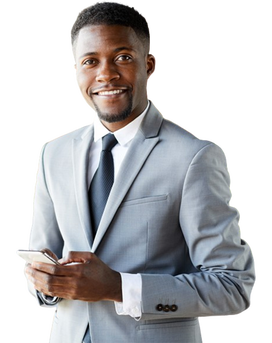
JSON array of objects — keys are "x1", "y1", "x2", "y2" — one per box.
[
  {"x1": 72, "y1": 125, "x2": 94, "y2": 250},
  {"x1": 92, "y1": 103, "x2": 164, "y2": 252}
]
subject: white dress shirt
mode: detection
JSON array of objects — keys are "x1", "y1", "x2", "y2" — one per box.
[{"x1": 88, "y1": 102, "x2": 150, "y2": 319}]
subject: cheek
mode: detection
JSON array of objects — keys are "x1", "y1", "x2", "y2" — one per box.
[
  {"x1": 76, "y1": 69, "x2": 92, "y2": 93},
  {"x1": 133, "y1": 71, "x2": 148, "y2": 97},
  {"x1": 76, "y1": 71, "x2": 95, "y2": 106}
]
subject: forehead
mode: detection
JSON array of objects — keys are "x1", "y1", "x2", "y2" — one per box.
[{"x1": 74, "y1": 25, "x2": 144, "y2": 59}]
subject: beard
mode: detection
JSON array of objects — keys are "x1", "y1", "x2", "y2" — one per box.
[{"x1": 91, "y1": 93, "x2": 133, "y2": 123}]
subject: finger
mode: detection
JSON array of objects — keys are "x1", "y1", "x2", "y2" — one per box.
[
  {"x1": 25, "y1": 265, "x2": 49, "y2": 291},
  {"x1": 26, "y1": 265, "x2": 74, "y2": 295},
  {"x1": 31, "y1": 261, "x2": 83, "y2": 277},
  {"x1": 26, "y1": 266, "x2": 57, "y2": 286},
  {"x1": 59, "y1": 251, "x2": 93, "y2": 265}
]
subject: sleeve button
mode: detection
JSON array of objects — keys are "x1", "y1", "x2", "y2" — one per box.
[
  {"x1": 171, "y1": 304, "x2": 178, "y2": 312},
  {"x1": 163, "y1": 305, "x2": 170, "y2": 312},
  {"x1": 156, "y1": 304, "x2": 163, "y2": 311}
]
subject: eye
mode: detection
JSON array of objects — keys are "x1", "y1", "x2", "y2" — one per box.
[
  {"x1": 82, "y1": 59, "x2": 97, "y2": 66},
  {"x1": 116, "y1": 55, "x2": 133, "y2": 62}
]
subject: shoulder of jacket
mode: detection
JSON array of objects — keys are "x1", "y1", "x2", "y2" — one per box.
[
  {"x1": 151, "y1": 98, "x2": 227, "y2": 158},
  {"x1": 38, "y1": 121, "x2": 93, "y2": 150}
]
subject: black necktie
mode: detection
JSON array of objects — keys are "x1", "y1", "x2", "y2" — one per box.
[{"x1": 89, "y1": 134, "x2": 118, "y2": 234}]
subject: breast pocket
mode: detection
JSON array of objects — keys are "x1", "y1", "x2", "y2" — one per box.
[{"x1": 121, "y1": 194, "x2": 169, "y2": 207}]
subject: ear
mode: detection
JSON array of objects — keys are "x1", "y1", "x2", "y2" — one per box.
[
  {"x1": 146, "y1": 54, "x2": 156, "y2": 78},
  {"x1": 146, "y1": 51, "x2": 159, "y2": 99}
]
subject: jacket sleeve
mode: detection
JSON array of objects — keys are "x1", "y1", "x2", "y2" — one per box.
[
  {"x1": 140, "y1": 143, "x2": 255, "y2": 320},
  {"x1": 29, "y1": 142, "x2": 64, "y2": 258},
  {"x1": 27, "y1": 144, "x2": 64, "y2": 306}
]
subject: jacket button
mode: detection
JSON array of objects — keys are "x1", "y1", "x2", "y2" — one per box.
[
  {"x1": 163, "y1": 305, "x2": 170, "y2": 312},
  {"x1": 171, "y1": 304, "x2": 178, "y2": 312},
  {"x1": 156, "y1": 304, "x2": 163, "y2": 311}
]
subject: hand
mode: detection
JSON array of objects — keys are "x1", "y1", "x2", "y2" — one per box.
[
  {"x1": 22, "y1": 249, "x2": 58, "y2": 293},
  {"x1": 25, "y1": 251, "x2": 122, "y2": 302}
]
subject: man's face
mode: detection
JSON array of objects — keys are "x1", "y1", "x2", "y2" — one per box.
[{"x1": 74, "y1": 25, "x2": 155, "y2": 131}]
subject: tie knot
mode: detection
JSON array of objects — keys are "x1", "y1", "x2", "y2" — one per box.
[{"x1": 102, "y1": 133, "x2": 118, "y2": 151}]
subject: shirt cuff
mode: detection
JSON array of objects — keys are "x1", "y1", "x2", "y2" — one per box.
[{"x1": 115, "y1": 273, "x2": 142, "y2": 320}]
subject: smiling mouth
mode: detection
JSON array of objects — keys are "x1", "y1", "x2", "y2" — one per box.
[
  {"x1": 91, "y1": 85, "x2": 131, "y2": 98},
  {"x1": 97, "y1": 89, "x2": 125, "y2": 96}
]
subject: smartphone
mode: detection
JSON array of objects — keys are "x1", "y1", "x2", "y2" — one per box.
[{"x1": 17, "y1": 250, "x2": 60, "y2": 265}]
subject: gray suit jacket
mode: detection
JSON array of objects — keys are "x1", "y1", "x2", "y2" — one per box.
[{"x1": 29, "y1": 102, "x2": 255, "y2": 343}]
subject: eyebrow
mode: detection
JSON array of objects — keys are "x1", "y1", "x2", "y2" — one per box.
[{"x1": 79, "y1": 46, "x2": 136, "y2": 60}]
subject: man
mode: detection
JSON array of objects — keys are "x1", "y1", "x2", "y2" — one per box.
[{"x1": 25, "y1": 2, "x2": 255, "y2": 343}]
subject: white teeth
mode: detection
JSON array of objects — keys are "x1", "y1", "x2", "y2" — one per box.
[{"x1": 98, "y1": 89, "x2": 124, "y2": 95}]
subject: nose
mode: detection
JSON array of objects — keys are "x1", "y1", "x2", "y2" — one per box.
[{"x1": 96, "y1": 61, "x2": 120, "y2": 83}]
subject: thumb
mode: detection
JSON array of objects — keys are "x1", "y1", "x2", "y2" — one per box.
[{"x1": 59, "y1": 251, "x2": 94, "y2": 265}]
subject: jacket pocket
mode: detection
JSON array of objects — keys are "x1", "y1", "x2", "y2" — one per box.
[
  {"x1": 136, "y1": 318, "x2": 201, "y2": 343},
  {"x1": 137, "y1": 317, "x2": 197, "y2": 330}
]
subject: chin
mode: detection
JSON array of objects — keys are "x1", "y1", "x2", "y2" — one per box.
[
  {"x1": 94, "y1": 96, "x2": 133, "y2": 124},
  {"x1": 98, "y1": 111, "x2": 132, "y2": 123}
]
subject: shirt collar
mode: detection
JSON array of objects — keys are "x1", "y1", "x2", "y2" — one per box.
[{"x1": 94, "y1": 101, "x2": 150, "y2": 146}]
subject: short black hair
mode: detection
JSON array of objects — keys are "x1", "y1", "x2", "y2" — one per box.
[{"x1": 71, "y1": 2, "x2": 150, "y2": 52}]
